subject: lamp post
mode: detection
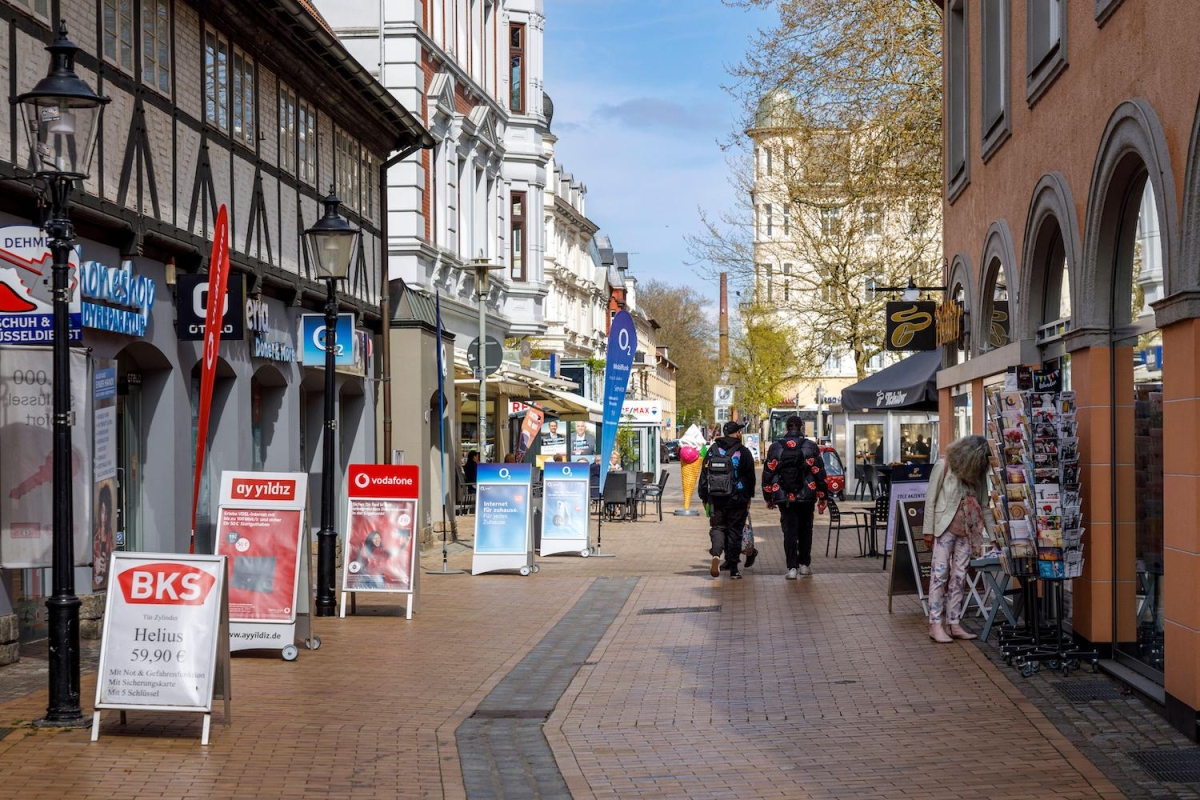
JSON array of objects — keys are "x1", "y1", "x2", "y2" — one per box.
[
  {"x1": 815, "y1": 382, "x2": 824, "y2": 442},
  {"x1": 464, "y1": 257, "x2": 504, "y2": 459},
  {"x1": 15, "y1": 23, "x2": 109, "y2": 728},
  {"x1": 303, "y1": 191, "x2": 358, "y2": 617}
]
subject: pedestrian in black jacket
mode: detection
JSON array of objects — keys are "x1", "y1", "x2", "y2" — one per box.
[
  {"x1": 699, "y1": 420, "x2": 757, "y2": 580},
  {"x1": 762, "y1": 415, "x2": 828, "y2": 579}
]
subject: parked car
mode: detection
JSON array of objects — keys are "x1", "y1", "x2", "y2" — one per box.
[
  {"x1": 661, "y1": 439, "x2": 680, "y2": 462},
  {"x1": 820, "y1": 445, "x2": 846, "y2": 498}
]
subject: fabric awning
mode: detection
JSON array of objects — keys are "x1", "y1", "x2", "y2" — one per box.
[{"x1": 840, "y1": 348, "x2": 942, "y2": 411}]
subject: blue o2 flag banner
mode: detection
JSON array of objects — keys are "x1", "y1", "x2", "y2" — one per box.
[
  {"x1": 473, "y1": 463, "x2": 532, "y2": 555},
  {"x1": 599, "y1": 310, "x2": 638, "y2": 493}
]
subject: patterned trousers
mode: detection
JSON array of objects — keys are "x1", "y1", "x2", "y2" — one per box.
[{"x1": 928, "y1": 531, "x2": 971, "y2": 625}]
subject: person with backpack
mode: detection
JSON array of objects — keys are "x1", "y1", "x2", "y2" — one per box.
[
  {"x1": 762, "y1": 415, "x2": 828, "y2": 580},
  {"x1": 699, "y1": 420, "x2": 757, "y2": 580}
]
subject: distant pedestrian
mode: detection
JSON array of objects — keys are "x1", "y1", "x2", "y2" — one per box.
[
  {"x1": 699, "y1": 420, "x2": 756, "y2": 580},
  {"x1": 762, "y1": 415, "x2": 828, "y2": 580},
  {"x1": 924, "y1": 435, "x2": 994, "y2": 643}
]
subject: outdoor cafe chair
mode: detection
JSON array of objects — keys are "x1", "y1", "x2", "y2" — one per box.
[
  {"x1": 603, "y1": 472, "x2": 629, "y2": 521},
  {"x1": 825, "y1": 498, "x2": 871, "y2": 558},
  {"x1": 639, "y1": 471, "x2": 669, "y2": 521}
]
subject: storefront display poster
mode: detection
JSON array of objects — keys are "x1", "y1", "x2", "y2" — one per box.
[
  {"x1": 541, "y1": 462, "x2": 590, "y2": 547},
  {"x1": 344, "y1": 497, "x2": 417, "y2": 592},
  {"x1": 216, "y1": 507, "x2": 303, "y2": 622},
  {"x1": 474, "y1": 464, "x2": 532, "y2": 555}
]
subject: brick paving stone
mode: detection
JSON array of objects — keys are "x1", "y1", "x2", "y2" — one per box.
[{"x1": 0, "y1": 470, "x2": 1185, "y2": 797}]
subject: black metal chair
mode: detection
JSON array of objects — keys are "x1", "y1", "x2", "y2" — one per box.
[
  {"x1": 863, "y1": 463, "x2": 880, "y2": 499},
  {"x1": 603, "y1": 472, "x2": 629, "y2": 521},
  {"x1": 868, "y1": 494, "x2": 890, "y2": 557},
  {"x1": 853, "y1": 464, "x2": 868, "y2": 500},
  {"x1": 639, "y1": 471, "x2": 670, "y2": 521},
  {"x1": 825, "y1": 498, "x2": 871, "y2": 558}
]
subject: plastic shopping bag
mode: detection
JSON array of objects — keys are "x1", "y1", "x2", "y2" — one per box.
[{"x1": 741, "y1": 514, "x2": 755, "y2": 555}]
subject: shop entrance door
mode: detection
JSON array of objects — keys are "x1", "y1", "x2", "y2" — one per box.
[{"x1": 116, "y1": 376, "x2": 143, "y2": 552}]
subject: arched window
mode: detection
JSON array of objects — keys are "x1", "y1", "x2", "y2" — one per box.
[{"x1": 981, "y1": 259, "x2": 1010, "y2": 350}]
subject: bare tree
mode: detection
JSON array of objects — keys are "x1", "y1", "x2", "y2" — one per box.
[
  {"x1": 638, "y1": 280, "x2": 720, "y2": 427},
  {"x1": 690, "y1": 0, "x2": 944, "y2": 380},
  {"x1": 728, "y1": 301, "x2": 804, "y2": 421}
]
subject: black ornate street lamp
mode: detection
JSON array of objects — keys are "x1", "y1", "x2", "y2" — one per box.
[
  {"x1": 303, "y1": 191, "x2": 358, "y2": 617},
  {"x1": 14, "y1": 22, "x2": 109, "y2": 728}
]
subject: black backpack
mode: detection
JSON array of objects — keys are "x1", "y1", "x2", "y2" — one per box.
[
  {"x1": 706, "y1": 447, "x2": 736, "y2": 499},
  {"x1": 776, "y1": 439, "x2": 809, "y2": 494}
]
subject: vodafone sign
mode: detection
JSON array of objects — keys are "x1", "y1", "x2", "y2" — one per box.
[
  {"x1": 117, "y1": 562, "x2": 218, "y2": 606},
  {"x1": 348, "y1": 464, "x2": 419, "y2": 499}
]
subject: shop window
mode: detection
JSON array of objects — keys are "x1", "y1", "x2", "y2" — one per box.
[
  {"x1": 982, "y1": 259, "x2": 1010, "y2": 351},
  {"x1": 509, "y1": 24, "x2": 525, "y2": 113},
  {"x1": 981, "y1": 0, "x2": 1010, "y2": 160},
  {"x1": 1026, "y1": 0, "x2": 1067, "y2": 106},
  {"x1": 142, "y1": 0, "x2": 171, "y2": 95},
  {"x1": 946, "y1": 0, "x2": 969, "y2": 200},
  {"x1": 853, "y1": 423, "x2": 884, "y2": 466},
  {"x1": 510, "y1": 191, "x2": 526, "y2": 281},
  {"x1": 103, "y1": 0, "x2": 134, "y2": 73},
  {"x1": 899, "y1": 422, "x2": 934, "y2": 463},
  {"x1": 279, "y1": 85, "x2": 297, "y2": 175}
]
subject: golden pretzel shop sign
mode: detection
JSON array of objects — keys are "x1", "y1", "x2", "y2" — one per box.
[{"x1": 885, "y1": 301, "x2": 937, "y2": 351}]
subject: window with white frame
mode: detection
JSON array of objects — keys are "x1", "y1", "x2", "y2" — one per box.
[
  {"x1": 103, "y1": 0, "x2": 135, "y2": 73},
  {"x1": 142, "y1": 0, "x2": 170, "y2": 94},
  {"x1": 231, "y1": 49, "x2": 255, "y2": 146},
  {"x1": 783, "y1": 263, "x2": 792, "y2": 302},
  {"x1": 947, "y1": 0, "x2": 969, "y2": 200},
  {"x1": 862, "y1": 203, "x2": 882, "y2": 237},
  {"x1": 820, "y1": 207, "x2": 842, "y2": 237},
  {"x1": 204, "y1": 29, "x2": 229, "y2": 132},
  {"x1": 783, "y1": 203, "x2": 791, "y2": 236},
  {"x1": 11, "y1": 0, "x2": 49, "y2": 22},
  {"x1": 1026, "y1": 0, "x2": 1067, "y2": 105},
  {"x1": 766, "y1": 203, "x2": 774, "y2": 237},
  {"x1": 298, "y1": 100, "x2": 317, "y2": 185},
  {"x1": 981, "y1": 0, "x2": 1010, "y2": 159},
  {"x1": 335, "y1": 129, "x2": 360, "y2": 210},
  {"x1": 279, "y1": 85, "x2": 297, "y2": 174}
]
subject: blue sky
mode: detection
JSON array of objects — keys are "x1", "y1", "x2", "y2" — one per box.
[{"x1": 543, "y1": 0, "x2": 772, "y2": 305}]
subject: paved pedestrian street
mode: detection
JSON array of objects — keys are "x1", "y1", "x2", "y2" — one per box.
[{"x1": 0, "y1": 478, "x2": 1197, "y2": 798}]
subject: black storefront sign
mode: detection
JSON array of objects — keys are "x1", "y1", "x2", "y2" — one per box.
[
  {"x1": 885, "y1": 301, "x2": 937, "y2": 352},
  {"x1": 175, "y1": 272, "x2": 245, "y2": 341}
]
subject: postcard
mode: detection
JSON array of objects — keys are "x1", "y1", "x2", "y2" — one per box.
[{"x1": 1035, "y1": 468, "x2": 1060, "y2": 484}]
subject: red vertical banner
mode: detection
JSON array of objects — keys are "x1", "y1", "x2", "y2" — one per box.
[{"x1": 191, "y1": 206, "x2": 231, "y2": 553}]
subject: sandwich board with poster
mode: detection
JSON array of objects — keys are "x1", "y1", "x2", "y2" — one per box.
[
  {"x1": 340, "y1": 463, "x2": 421, "y2": 620},
  {"x1": 887, "y1": 497, "x2": 932, "y2": 614},
  {"x1": 539, "y1": 461, "x2": 591, "y2": 557},
  {"x1": 213, "y1": 472, "x2": 315, "y2": 660},
  {"x1": 92, "y1": 553, "x2": 231, "y2": 745}
]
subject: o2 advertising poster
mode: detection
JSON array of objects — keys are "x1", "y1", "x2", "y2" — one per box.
[
  {"x1": 342, "y1": 464, "x2": 420, "y2": 594},
  {"x1": 540, "y1": 462, "x2": 589, "y2": 549},
  {"x1": 474, "y1": 464, "x2": 532, "y2": 555}
]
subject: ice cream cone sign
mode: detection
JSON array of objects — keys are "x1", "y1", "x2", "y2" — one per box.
[{"x1": 677, "y1": 424, "x2": 706, "y2": 512}]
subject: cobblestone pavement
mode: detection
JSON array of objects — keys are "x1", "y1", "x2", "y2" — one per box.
[{"x1": 0, "y1": 471, "x2": 1194, "y2": 797}]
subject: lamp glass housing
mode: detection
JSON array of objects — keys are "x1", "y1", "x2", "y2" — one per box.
[
  {"x1": 304, "y1": 192, "x2": 358, "y2": 281},
  {"x1": 16, "y1": 26, "x2": 108, "y2": 178}
]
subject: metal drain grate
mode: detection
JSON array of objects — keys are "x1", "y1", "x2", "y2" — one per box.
[
  {"x1": 1051, "y1": 680, "x2": 1124, "y2": 703},
  {"x1": 470, "y1": 709, "x2": 552, "y2": 720},
  {"x1": 1129, "y1": 749, "x2": 1200, "y2": 783},
  {"x1": 638, "y1": 605, "x2": 722, "y2": 616}
]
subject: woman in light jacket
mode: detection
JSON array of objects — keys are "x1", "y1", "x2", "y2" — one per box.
[{"x1": 923, "y1": 435, "x2": 994, "y2": 643}]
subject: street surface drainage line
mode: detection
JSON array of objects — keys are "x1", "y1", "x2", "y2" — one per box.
[
  {"x1": 637, "y1": 605, "x2": 721, "y2": 615},
  {"x1": 456, "y1": 577, "x2": 637, "y2": 800}
]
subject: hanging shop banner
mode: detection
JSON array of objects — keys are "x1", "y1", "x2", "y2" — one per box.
[
  {"x1": 0, "y1": 346, "x2": 92, "y2": 568},
  {"x1": 191, "y1": 206, "x2": 231, "y2": 554},
  {"x1": 539, "y1": 462, "x2": 590, "y2": 557},
  {"x1": 0, "y1": 225, "x2": 82, "y2": 343},
  {"x1": 341, "y1": 464, "x2": 420, "y2": 594},
  {"x1": 473, "y1": 464, "x2": 532, "y2": 555},
  {"x1": 213, "y1": 471, "x2": 308, "y2": 627},
  {"x1": 79, "y1": 258, "x2": 157, "y2": 337},
  {"x1": 599, "y1": 310, "x2": 638, "y2": 493},
  {"x1": 884, "y1": 463, "x2": 933, "y2": 551},
  {"x1": 516, "y1": 404, "x2": 544, "y2": 460},
  {"x1": 92, "y1": 552, "x2": 231, "y2": 745},
  {"x1": 300, "y1": 313, "x2": 355, "y2": 367},
  {"x1": 174, "y1": 272, "x2": 245, "y2": 342},
  {"x1": 885, "y1": 302, "x2": 937, "y2": 352},
  {"x1": 95, "y1": 553, "x2": 227, "y2": 710},
  {"x1": 93, "y1": 362, "x2": 118, "y2": 590}
]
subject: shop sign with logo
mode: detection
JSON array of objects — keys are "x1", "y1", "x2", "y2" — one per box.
[
  {"x1": 936, "y1": 300, "x2": 964, "y2": 347},
  {"x1": 245, "y1": 296, "x2": 295, "y2": 363},
  {"x1": 885, "y1": 301, "x2": 937, "y2": 352},
  {"x1": 988, "y1": 300, "x2": 1010, "y2": 349},
  {"x1": 0, "y1": 225, "x2": 81, "y2": 343},
  {"x1": 80, "y1": 259, "x2": 157, "y2": 337},
  {"x1": 300, "y1": 313, "x2": 355, "y2": 367},
  {"x1": 174, "y1": 272, "x2": 245, "y2": 342},
  {"x1": 620, "y1": 400, "x2": 662, "y2": 424}
]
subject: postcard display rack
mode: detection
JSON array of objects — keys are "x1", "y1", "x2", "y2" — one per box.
[{"x1": 984, "y1": 385, "x2": 1098, "y2": 677}]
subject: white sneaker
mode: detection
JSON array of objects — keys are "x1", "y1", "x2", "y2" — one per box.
[
  {"x1": 799, "y1": 565, "x2": 813, "y2": 576},
  {"x1": 785, "y1": 568, "x2": 798, "y2": 580}
]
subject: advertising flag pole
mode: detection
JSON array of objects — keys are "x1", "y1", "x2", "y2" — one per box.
[{"x1": 428, "y1": 291, "x2": 464, "y2": 575}]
